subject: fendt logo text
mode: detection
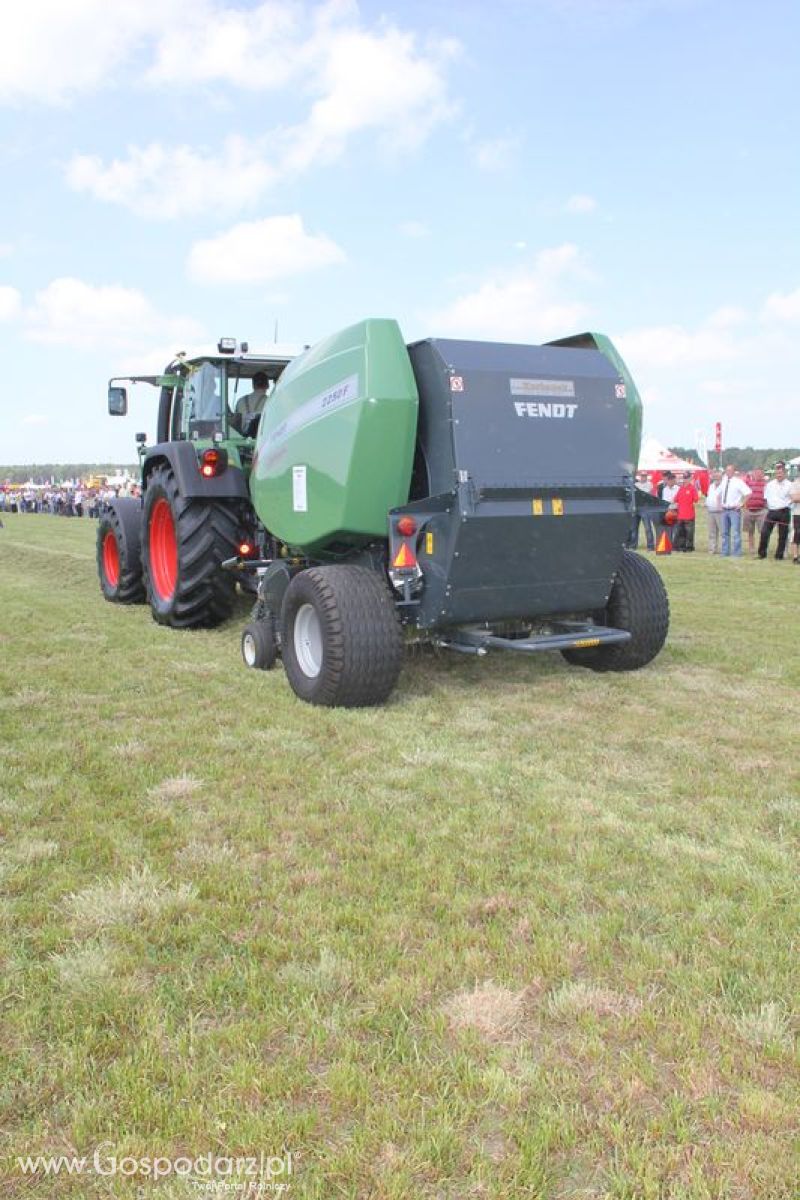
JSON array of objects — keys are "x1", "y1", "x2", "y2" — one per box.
[{"x1": 513, "y1": 401, "x2": 578, "y2": 419}]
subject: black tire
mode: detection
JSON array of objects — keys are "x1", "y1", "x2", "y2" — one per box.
[
  {"x1": 281, "y1": 565, "x2": 403, "y2": 707},
  {"x1": 97, "y1": 500, "x2": 145, "y2": 604},
  {"x1": 142, "y1": 463, "x2": 238, "y2": 628},
  {"x1": 241, "y1": 620, "x2": 277, "y2": 670},
  {"x1": 561, "y1": 550, "x2": 669, "y2": 672}
]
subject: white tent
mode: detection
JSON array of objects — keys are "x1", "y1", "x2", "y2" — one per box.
[
  {"x1": 638, "y1": 437, "x2": 700, "y2": 474},
  {"x1": 787, "y1": 454, "x2": 800, "y2": 467}
]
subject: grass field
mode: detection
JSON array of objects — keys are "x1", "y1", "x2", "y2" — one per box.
[{"x1": 0, "y1": 513, "x2": 797, "y2": 1199}]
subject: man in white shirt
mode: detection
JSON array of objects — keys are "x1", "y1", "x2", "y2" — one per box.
[
  {"x1": 233, "y1": 371, "x2": 270, "y2": 433},
  {"x1": 791, "y1": 481, "x2": 800, "y2": 565},
  {"x1": 718, "y1": 464, "x2": 751, "y2": 558},
  {"x1": 757, "y1": 461, "x2": 793, "y2": 560},
  {"x1": 705, "y1": 468, "x2": 723, "y2": 554},
  {"x1": 660, "y1": 472, "x2": 679, "y2": 505}
]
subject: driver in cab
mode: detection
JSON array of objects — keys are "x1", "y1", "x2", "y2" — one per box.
[{"x1": 232, "y1": 371, "x2": 270, "y2": 434}]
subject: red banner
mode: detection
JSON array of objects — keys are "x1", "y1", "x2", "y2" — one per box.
[{"x1": 714, "y1": 422, "x2": 722, "y2": 452}]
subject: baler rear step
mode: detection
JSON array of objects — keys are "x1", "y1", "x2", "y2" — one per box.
[{"x1": 435, "y1": 623, "x2": 631, "y2": 656}]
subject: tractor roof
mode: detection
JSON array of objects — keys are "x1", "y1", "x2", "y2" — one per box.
[{"x1": 168, "y1": 343, "x2": 306, "y2": 373}]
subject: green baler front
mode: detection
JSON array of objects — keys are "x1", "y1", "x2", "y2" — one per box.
[{"x1": 249, "y1": 319, "x2": 419, "y2": 556}]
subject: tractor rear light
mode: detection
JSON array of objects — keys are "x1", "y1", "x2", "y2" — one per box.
[
  {"x1": 238, "y1": 541, "x2": 255, "y2": 557},
  {"x1": 396, "y1": 515, "x2": 417, "y2": 537},
  {"x1": 199, "y1": 448, "x2": 228, "y2": 477}
]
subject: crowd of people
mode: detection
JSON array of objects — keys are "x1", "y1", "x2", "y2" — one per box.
[
  {"x1": 635, "y1": 461, "x2": 800, "y2": 562},
  {"x1": 0, "y1": 481, "x2": 140, "y2": 518},
  {"x1": 4, "y1": 465, "x2": 799, "y2": 565}
]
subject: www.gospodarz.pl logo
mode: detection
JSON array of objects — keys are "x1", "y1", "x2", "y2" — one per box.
[{"x1": 14, "y1": 1146, "x2": 293, "y2": 1191}]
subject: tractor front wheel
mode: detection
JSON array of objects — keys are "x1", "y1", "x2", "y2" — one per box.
[
  {"x1": 142, "y1": 464, "x2": 238, "y2": 628},
  {"x1": 281, "y1": 565, "x2": 403, "y2": 707}
]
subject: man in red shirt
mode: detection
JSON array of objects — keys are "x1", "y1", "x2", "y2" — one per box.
[
  {"x1": 673, "y1": 472, "x2": 698, "y2": 551},
  {"x1": 743, "y1": 467, "x2": 767, "y2": 555}
]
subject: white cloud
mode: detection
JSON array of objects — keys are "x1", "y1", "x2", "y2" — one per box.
[
  {"x1": 617, "y1": 294, "x2": 800, "y2": 447},
  {"x1": 281, "y1": 25, "x2": 459, "y2": 167},
  {"x1": 187, "y1": 215, "x2": 345, "y2": 284},
  {"x1": 0, "y1": 286, "x2": 22, "y2": 320},
  {"x1": 61, "y1": 5, "x2": 459, "y2": 218},
  {"x1": 471, "y1": 135, "x2": 519, "y2": 172},
  {"x1": 67, "y1": 136, "x2": 277, "y2": 221},
  {"x1": 430, "y1": 244, "x2": 591, "y2": 342},
  {"x1": 616, "y1": 323, "x2": 740, "y2": 370},
  {"x1": 565, "y1": 193, "x2": 597, "y2": 214},
  {"x1": 22, "y1": 414, "x2": 48, "y2": 425},
  {"x1": 0, "y1": 0, "x2": 191, "y2": 104},
  {"x1": 762, "y1": 287, "x2": 800, "y2": 323},
  {"x1": 145, "y1": 0, "x2": 305, "y2": 90},
  {"x1": 706, "y1": 305, "x2": 748, "y2": 329},
  {"x1": 25, "y1": 277, "x2": 203, "y2": 349}
]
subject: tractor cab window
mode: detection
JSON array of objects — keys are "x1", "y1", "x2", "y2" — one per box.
[{"x1": 180, "y1": 363, "x2": 224, "y2": 440}]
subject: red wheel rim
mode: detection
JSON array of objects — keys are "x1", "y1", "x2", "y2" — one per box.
[
  {"x1": 102, "y1": 531, "x2": 120, "y2": 587},
  {"x1": 150, "y1": 498, "x2": 178, "y2": 601}
]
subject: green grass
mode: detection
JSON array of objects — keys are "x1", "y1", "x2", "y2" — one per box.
[{"x1": 0, "y1": 514, "x2": 798, "y2": 1198}]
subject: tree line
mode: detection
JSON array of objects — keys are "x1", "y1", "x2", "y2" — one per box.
[
  {"x1": 0, "y1": 464, "x2": 139, "y2": 484},
  {"x1": 3, "y1": 447, "x2": 798, "y2": 486},
  {"x1": 671, "y1": 447, "x2": 800, "y2": 471}
]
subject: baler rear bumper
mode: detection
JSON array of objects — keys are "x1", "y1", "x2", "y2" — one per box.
[{"x1": 434, "y1": 622, "x2": 631, "y2": 656}]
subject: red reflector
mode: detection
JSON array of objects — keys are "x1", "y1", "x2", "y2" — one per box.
[
  {"x1": 392, "y1": 542, "x2": 416, "y2": 569},
  {"x1": 396, "y1": 515, "x2": 417, "y2": 537}
]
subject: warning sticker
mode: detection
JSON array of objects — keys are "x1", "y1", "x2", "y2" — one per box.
[
  {"x1": 615, "y1": 383, "x2": 627, "y2": 399},
  {"x1": 510, "y1": 378, "x2": 576, "y2": 398},
  {"x1": 292, "y1": 465, "x2": 307, "y2": 512},
  {"x1": 450, "y1": 376, "x2": 464, "y2": 392}
]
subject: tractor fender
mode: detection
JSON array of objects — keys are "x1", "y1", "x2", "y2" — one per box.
[
  {"x1": 142, "y1": 442, "x2": 250, "y2": 501},
  {"x1": 108, "y1": 495, "x2": 143, "y2": 552}
]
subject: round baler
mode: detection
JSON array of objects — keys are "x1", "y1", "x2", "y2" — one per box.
[{"x1": 240, "y1": 318, "x2": 669, "y2": 706}]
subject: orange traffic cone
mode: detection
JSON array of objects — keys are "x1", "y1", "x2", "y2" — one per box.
[{"x1": 656, "y1": 529, "x2": 672, "y2": 555}]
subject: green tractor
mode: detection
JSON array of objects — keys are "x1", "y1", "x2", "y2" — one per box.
[{"x1": 97, "y1": 338, "x2": 303, "y2": 627}]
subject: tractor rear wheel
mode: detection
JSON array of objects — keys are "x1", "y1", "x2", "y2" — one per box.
[
  {"x1": 97, "y1": 500, "x2": 145, "y2": 604},
  {"x1": 142, "y1": 463, "x2": 238, "y2": 628},
  {"x1": 561, "y1": 549, "x2": 669, "y2": 672},
  {"x1": 281, "y1": 565, "x2": 403, "y2": 707}
]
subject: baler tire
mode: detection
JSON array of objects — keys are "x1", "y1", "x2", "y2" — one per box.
[
  {"x1": 242, "y1": 620, "x2": 277, "y2": 671},
  {"x1": 561, "y1": 549, "x2": 669, "y2": 672},
  {"x1": 142, "y1": 463, "x2": 238, "y2": 628},
  {"x1": 97, "y1": 504, "x2": 145, "y2": 604},
  {"x1": 281, "y1": 565, "x2": 403, "y2": 707}
]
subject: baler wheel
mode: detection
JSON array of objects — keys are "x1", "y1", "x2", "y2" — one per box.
[
  {"x1": 241, "y1": 619, "x2": 277, "y2": 670},
  {"x1": 281, "y1": 565, "x2": 403, "y2": 707},
  {"x1": 561, "y1": 549, "x2": 669, "y2": 672},
  {"x1": 142, "y1": 463, "x2": 238, "y2": 628},
  {"x1": 96, "y1": 504, "x2": 145, "y2": 604}
]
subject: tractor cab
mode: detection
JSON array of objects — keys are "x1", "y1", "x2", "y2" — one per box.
[{"x1": 108, "y1": 339, "x2": 305, "y2": 469}]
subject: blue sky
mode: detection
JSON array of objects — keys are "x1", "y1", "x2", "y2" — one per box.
[{"x1": 1, "y1": 0, "x2": 798, "y2": 464}]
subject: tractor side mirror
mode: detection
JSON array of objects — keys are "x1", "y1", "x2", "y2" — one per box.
[
  {"x1": 108, "y1": 386, "x2": 128, "y2": 416},
  {"x1": 135, "y1": 432, "x2": 147, "y2": 445}
]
